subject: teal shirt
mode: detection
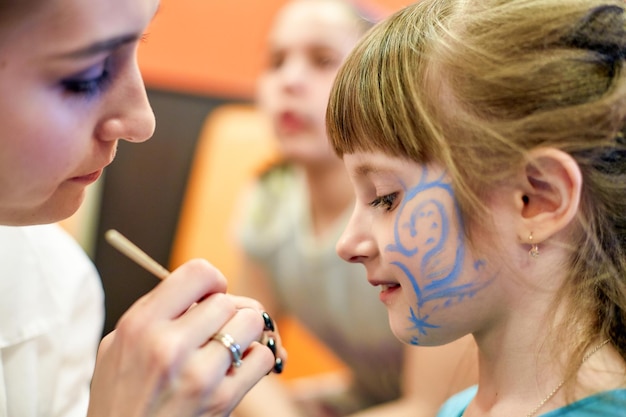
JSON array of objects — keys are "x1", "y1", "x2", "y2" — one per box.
[{"x1": 437, "y1": 386, "x2": 626, "y2": 417}]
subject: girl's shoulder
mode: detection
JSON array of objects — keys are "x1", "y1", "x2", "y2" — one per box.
[
  {"x1": 240, "y1": 162, "x2": 300, "y2": 238},
  {"x1": 546, "y1": 389, "x2": 626, "y2": 416},
  {"x1": 436, "y1": 387, "x2": 626, "y2": 417},
  {"x1": 251, "y1": 162, "x2": 297, "y2": 201}
]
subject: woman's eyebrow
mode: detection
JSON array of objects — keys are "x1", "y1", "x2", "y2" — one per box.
[
  {"x1": 57, "y1": 33, "x2": 140, "y2": 59},
  {"x1": 55, "y1": 1, "x2": 160, "y2": 60}
]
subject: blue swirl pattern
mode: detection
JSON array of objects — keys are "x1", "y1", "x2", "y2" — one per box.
[{"x1": 385, "y1": 167, "x2": 491, "y2": 345}]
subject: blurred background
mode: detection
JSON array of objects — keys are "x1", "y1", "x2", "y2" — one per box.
[{"x1": 61, "y1": 0, "x2": 410, "y2": 381}]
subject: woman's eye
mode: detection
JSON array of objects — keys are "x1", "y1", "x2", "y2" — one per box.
[
  {"x1": 61, "y1": 61, "x2": 111, "y2": 97},
  {"x1": 369, "y1": 192, "x2": 399, "y2": 211}
]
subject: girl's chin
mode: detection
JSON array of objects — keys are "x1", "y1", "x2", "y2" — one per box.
[
  {"x1": 390, "y1": 329, "x2": 417, "y2": 346},
  {"x1": 387, "y1": 317, "x2": 416, "y2": 345},
  {"x1": 388, "y1": 310, "x2": 441, "y2": 346}
]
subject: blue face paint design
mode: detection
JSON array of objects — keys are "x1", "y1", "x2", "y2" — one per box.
[{"x1": 385, "y1": 166, "x2": 491, "y2": 345}]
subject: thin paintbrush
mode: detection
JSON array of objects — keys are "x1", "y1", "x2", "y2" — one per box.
[
  {"x1": 105, "y1": 229, "x2": 170, "y2": 280},
  {"x1": 105, "y1": 228, "x2": 284, "y2": 373}
]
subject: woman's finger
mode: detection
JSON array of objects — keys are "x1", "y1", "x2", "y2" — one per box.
[
  {"x1": 135, "y1": 259, "x2": 229, "y2": 321},
  {"x1": 223, "y1": 297, "x2": 288, "y2": 373},
  {"x1": 156, "y1": 308, "x2": 274, "y2": 416}
]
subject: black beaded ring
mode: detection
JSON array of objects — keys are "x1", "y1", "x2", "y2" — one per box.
[{"x1": 262, "y1": 311, "x2": 275, "y2": 332}]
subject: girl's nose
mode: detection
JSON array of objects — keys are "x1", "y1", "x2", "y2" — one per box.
[
  {"x1": 279, "y1": 56, "x2": 308, "y2": 93},
  {"x1": 336, "y1": 210, "x2": 377, "y2": 263}
]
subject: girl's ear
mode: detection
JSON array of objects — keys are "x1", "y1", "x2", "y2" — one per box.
[{"x1": 514, "y1": 148, "x2": 582, "y2": 243}]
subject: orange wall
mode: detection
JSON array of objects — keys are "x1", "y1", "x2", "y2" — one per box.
[{"x1": 138, "y1": 0, "x2": 411, "y2": 99}]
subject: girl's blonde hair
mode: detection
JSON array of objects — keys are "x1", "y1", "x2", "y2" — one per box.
[{"x1": 327, "y1": 0, "x2": 626, "y2": 392}]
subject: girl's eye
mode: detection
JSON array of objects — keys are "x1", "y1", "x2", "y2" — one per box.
[
  {"x1": 267, "y1": 51, "x2": 285, "y2": 70},
  {"x1": 369, "y1": 192, "x2": 399, "y2": 211},
  {"x1": 311, "y1": 52, "x2": 337, "y2": 69},
  {"x1": 61, "y1": 61, "x2": 112, "y2": 97}
]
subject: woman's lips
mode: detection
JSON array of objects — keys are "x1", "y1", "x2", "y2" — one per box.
[{"x1": 70, "y1": 169, "x2": 102, "y2": 185}]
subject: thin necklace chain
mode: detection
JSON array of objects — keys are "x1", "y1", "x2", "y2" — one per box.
[
  {"x1": 462, "y1": 339, "x2": 611, "y2": 417},
  {"x1": 525, "y1": 339, "x2": 611, "y2": 417}
]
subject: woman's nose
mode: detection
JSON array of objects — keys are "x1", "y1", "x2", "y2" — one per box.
[{"x1": 97, "y1": 63, "x2": 156, "y2": 143}]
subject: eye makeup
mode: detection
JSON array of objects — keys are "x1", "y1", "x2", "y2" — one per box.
[{"x1": 60, "y1": 59, "x2": 113, "y2": 97}]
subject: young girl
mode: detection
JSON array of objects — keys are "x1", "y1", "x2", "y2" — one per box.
[
  {"x1": 0, "y1": 0, "x2": 285, "y2": 415},
  {"x1": 233, "y1": 1, "x2": 476, "y2": 416},
  {"x1": 326, "y1": 0, "x2": 626, "y2": 416}
]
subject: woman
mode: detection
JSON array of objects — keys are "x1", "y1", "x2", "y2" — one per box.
[{"x1": 0, "y1": 0, "x2": 285, "y2": 415}]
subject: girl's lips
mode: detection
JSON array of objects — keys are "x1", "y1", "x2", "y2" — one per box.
[
  {"x1": 277, "y1": 111, "x2": 307, "y2": 134},
  {"x1": 379, "y1": 283, "x2": 401, "y2": 304},
  {"x1": 380, "y1": 283, "x2": 400, "y2": 291}
]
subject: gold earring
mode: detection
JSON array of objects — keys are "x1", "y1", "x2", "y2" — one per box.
[{"x1": 529, "y1": 232, "x2": 539, "y2": 258}]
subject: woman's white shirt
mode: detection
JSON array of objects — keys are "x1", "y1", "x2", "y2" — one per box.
[{"x1": 0, "y1": 224, "x2": 104, "y2": 417}]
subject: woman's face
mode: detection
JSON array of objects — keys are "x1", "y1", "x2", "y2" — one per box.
[
  {"x1": 0, "y1": 0, "x2": 158, "y2": 225},
  {"x1": 257, "y1": 0, "x2": 363, "y2": 167},
  {"x1": 337, "y1": 151, "x2": 497, "y2": 346}
]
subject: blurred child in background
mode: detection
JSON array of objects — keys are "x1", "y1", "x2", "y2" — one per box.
[{"x1": 232, "y1": 1, "x2": 477, "y2": 416}]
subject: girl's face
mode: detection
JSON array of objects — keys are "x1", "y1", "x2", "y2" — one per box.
[
  {"x1": 0, "y1": 0, "x2": 158, "y2": 225},
  {"x1": 338, "y1": 151, "x2": 497, "y2": 346},
  {"x1": 257, "y1": 0, "x2": 363, "y2": 167}
]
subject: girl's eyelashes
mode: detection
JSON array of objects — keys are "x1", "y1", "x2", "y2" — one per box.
[
  {"x1": 369, "y1": 192, "x2": 399, "y2": 211},
  {"x1": 61, "y1": 59, "x2": 112, "y2": 97},
  {"x1": 310, "y1": 50, "x2": 339, "y2": 69},
  {"x1": 266, "y1": 48, "x2": 339, "y2": 71},
  {"x1": 267, "y1": 51, "x2": 284, "y2": 70}
]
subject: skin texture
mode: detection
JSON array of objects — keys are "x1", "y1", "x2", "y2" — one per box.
[
  {"x1": 0, "y1": 0, "x2": 155, "y2": 225},
  {"x1": 337, "y1": 152, "x2": 494, "y2": 347},
  {"x1": 0, "y1": 0, "x2": 287, "y2": 415}
]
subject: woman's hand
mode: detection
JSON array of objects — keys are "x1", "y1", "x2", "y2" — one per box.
[{"x1": 87, "y1": 259, "x2": 286, "y2": 417}]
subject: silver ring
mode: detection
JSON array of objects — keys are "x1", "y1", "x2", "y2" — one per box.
[{"x1": 210, "y1": 332, "x2": 243, "y2": 368}]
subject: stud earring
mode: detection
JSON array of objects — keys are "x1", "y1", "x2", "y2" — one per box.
[{"x1": 528, "y1": 232, "x2": 539, "y2": 258}]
